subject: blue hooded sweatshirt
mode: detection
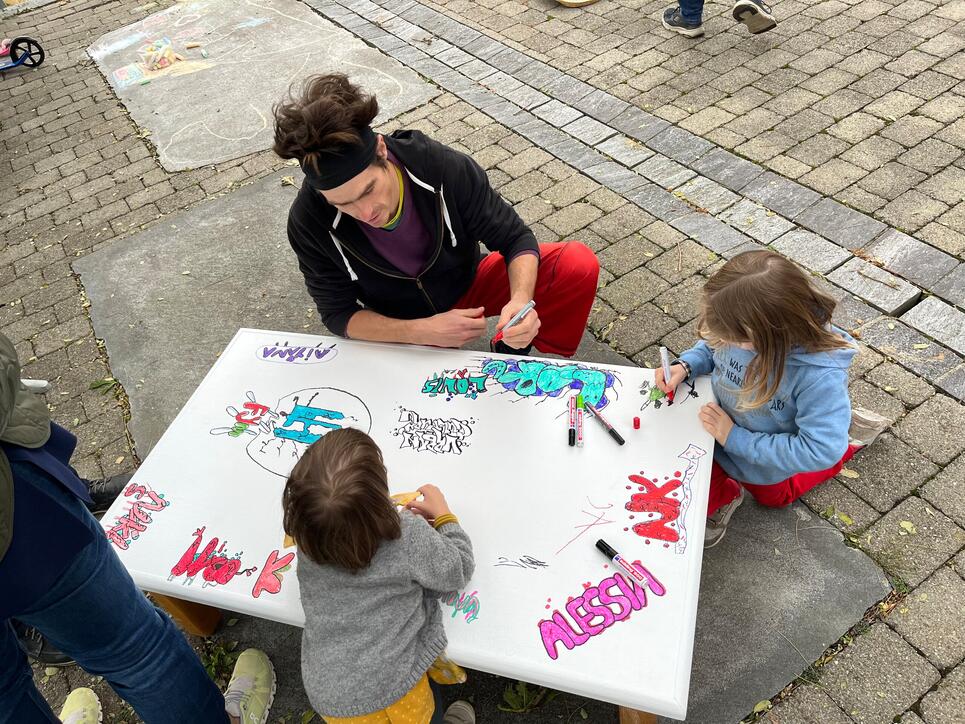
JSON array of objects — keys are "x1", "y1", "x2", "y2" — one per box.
[{"x1": 678, "y1": 328, "x2": 857, "y2": 486}]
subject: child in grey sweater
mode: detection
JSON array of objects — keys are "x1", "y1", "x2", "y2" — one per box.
[{"x1": 283, "y1": 428, "x2": 476, "y2": 724}]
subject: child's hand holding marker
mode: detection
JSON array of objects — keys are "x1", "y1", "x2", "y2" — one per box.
[
  {"x1": 655, "y1": 363, "x2": 687, "y2": 395},
  {"x1": 405, "y1": 484, "x2": 453, "y2": 522}
]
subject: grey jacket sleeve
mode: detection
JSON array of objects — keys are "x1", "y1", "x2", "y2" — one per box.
[{"x1": 404, "y1": 514, "x2": 475, "y2": 593}]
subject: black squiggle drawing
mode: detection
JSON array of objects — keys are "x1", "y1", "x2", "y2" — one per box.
[{"x1": 391, "y1": 407, "x2": 475, "y2": 455}]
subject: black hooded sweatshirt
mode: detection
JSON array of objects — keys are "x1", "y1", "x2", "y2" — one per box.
[{"x1": 286, "y1": 129, "x2": 540, "y2": 337}]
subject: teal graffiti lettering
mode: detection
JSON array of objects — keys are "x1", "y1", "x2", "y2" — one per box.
[{"x1": 274, "y1": 405, "x2": 345, "y2": 444}]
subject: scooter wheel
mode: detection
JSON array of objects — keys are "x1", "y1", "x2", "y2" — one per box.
[{"x1": 9, "y1": 37, "x2": 45, "y2": 68}]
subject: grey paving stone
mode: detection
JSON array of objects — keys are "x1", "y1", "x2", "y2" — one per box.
[
  {"x1": 562, "y1": 115, "x2": 617, "y2": 146},
  {"x1": 742, "y1": 171, "x2": 823, "y2": 220},
  {"x1": 462, "y1": 35, "x2": 503, "y2": 62},
  {"x1": 848, "y1": 344, "x2": 886, "y2": 382},
  {"x1": 570, "y1": 89, "x2": 630, "y2": 124},
  {"x1": 503, "y1": 84, "x2": 551, "y2": 111},
  {"x1": 865, "y1": 229, "x2": 959, "y2": 288},
  {"x1": 936, "y1": 365, "x2": 965, "y2": 403},
  {"x1": 648, "y1": 240, "x2": 718, "y2": 286},
  {"x1": 902, "y1": 297, "x2": 965, "y2": 357},
  {"x1": 920, "y1": 662, "x2": 965, "y2": 724},
  {"x1": 956, "y1": 550, "x2": 965, "y2": 581},
  {"x1": 594, "y1": 135, "x2": 654, "y2": 168},
  {"x1": 719, "y1": 199, "x2": 795, "y2": 244},
  {"x1": 654, "y1": 274, "x2": 706, "y2": 321},
  {"x1": 771, "y1": 228, "x2": 851, "y2": 273},
  {"x1": 487, "y1": 47, "x2": 530, "y2": 75},
  {"x1": 541, "y1": 74, "x2": 596, "y2": 106},
  {"x1": 820, "y1": 624, "x2": 940, "y2": 724},
  {"x1": 596, "y1": 267, "x2": 670, "y2": 314},
  {"x1": 858, "y1": 318, "x2": 963, "y2": 384},
  {"x1": 645, "y1": 125, "x2": 714, "y2": 165},
  {"x1": 827, "y1": 258, "x2": 921, "y2": 315},
  {"x1": 863, "y1": 496, "x2": 965, "y2": 586},
  {"x1": 721, "y1": 240, "x2": 764, "y2": 259},
  {"x1": 480, "y1": 70, "x2": 522, "y2": 96},
  {"x1": 531, "y1": 99, "x2": 582, "y2": 127},
  {"x1": 433, "y1": 45, "x2": 473, "y2": 68},
  {"x1": 584, "y1": 163, "x2": 648, "y2": 195},
  {"x1": 889, "y1": 566, "x2": 965, "y2": 670},
  {"x1": 896, "y1": 394, "x2": 965, "y2": 465},
  {"x1": 512, "y1": 61, "x2": 563, "y2": 92},
  {"x1": 921, "y1": 454, "x2": 965, "y2": 528},
  {"x1": 803, "y1": 478, "x2": 881, "y2": 534},
  {"x1": 635, "y1": 154, "x2": 696, "y2": 189},
  {"x1": 606, "y1": 302, "x2": 679, "y2": 356},
  {"x1": 596, "y1": 234, "x2": 662, "y2": 277},
  {"x1": 933, "y1": 263, "x2": 965, "y2": 308},
  {"x1": 796, "y1": 198, "x2": 889, "y2": 250},
  {"x1": 609, "y1": 106, "x2": 670, "y2": 143},
  {"x1": 850, "y1": 379, "x2": 907, "y2": 425},
  {"x1": 817, "y1": 280, "x2": 882, "y2": 333},
  {"x1": 837, "y1": 433, "x2": 938, "y2": 513},
  {"x1": 545, "y1": 136, "x2": 607, "y2": 171},
  {"x1": 691, "y1": 147, "x2": 765, "y2": 193},
  {"x1": 865, "y1": 362, "x2": 936, "y2": 407},
  {"x1": 514, "y1": 118, "x2": 570, "y2": 150},
  {"x1": 459, "y1": 58, "x2": 498, "y2": 81},
  {"x1": 671, "y1": 213, "x2": 754, "y2": 254},
  {"x1": 627, "y1": 184, "x2": 693, "y2": 223},
  {"x1": 674, "y1": 176, "x2": 741, "y2": 215},
  {"x1": 760, "y1": 683, "x2": 854, "y2": 724},
  {"x1": 897, "y1": 712, "x2": 925, "y2": 724}
]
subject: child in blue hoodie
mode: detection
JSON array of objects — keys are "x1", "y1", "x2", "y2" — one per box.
[{"x1": 657, "y1": 250, "x2": 859, "y2": 547}]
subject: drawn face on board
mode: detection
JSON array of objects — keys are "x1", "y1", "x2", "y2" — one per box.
[{"x1": 319, "y1": 135, "x2": 400, "y2": 229}]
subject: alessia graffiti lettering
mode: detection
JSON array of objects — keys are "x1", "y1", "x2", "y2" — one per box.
[
  {"x1": 251, "y1": 549, "x2": 295, "y2": 598},
  {"x1": 392, "y1": 407, "x2": 475, "y2": 455},
  {"x1": 625, "y1": 444, "x2": 706, "y2": 553},
  {"x1": 169, "y1": 526, "x2": 257, "y2": 588},
  {"x1": 421, "y1": 368, "x2": 488, "y2": 401},
  {"x1": 442, "y1": 589, "x2": 481, "y2": 623},
  {"x1": 105, "y1": 482, "x2": 170, "y2": 550},
  {"x1": 258, "y1": 340, "x2": 337, "y2": 365},
  {"x1": 481, "y1": 358, "x2": 619, "y2": 409},
  {"x1": 537, "y1": 562, "x2": 665, "y2": 660}
]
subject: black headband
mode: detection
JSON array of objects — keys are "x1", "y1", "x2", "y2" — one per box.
[{"x1": 301, "y1": 126, "x2": 378, "y2": 191}]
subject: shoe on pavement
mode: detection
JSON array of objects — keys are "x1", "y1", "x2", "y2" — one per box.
[
  {"x1": 732, "y1": 0, "x2": 777, "y2": 33},
  {"x1": 13, "y1": 620, "x2": 75, "y2": 666},
  {"x1": 224, "y1": 649, "x2": 276, "y2": 724},
  {"x1": 555, "y1": 0, "x2": 600, "y2": 6},
  {"x1": 443, "y1": 700, "x2": 476, "y2": 724},
  {"x1": 705, "y1": 487, "x2": 744, "y2": 548},
  {"x1": 59, "y1": 688, "x2": 102, "y2": 724},
  {"x1": 84, "y1": 473, "x2": 134, "y2": 515},
  {"x1": 661, "y1": 7, "x2": 704, "y2": 37},
  {"x1": 848, "y1": 406, "x2": 889, "y2": 447}
]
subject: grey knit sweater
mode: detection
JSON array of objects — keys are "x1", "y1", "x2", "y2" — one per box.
[{"x1": 297, "y1": 510, "x2": 475, "y2": 717}]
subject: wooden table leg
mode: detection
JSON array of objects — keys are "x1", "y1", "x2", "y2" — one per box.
[
  {"x1": 152, "y1": 593, "x2": 223, "y2": 636},
  {"x1": 618, "y1": 707, "x2": 658, "y2": 724}
]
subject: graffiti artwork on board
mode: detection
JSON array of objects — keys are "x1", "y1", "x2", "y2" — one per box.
[
  {"x1": 168, "y1": 526, "x2": 257, "y2": 588},
  {"x1": 211, "y1": 387, "x2": 372, "y2": 477},
  {"x1": 442, "y1": 589, "x2": 481, "y2": 623},
  {"x1": 421, "y1": 368, "x2": 488, "y2": 401},
  {"x1": 639, "y1": 379, "x2": 699, "y2": 411},
  {"x1": 256, "y1": 340, "x2": 338, "y2": 365},
  {"x1": 105, "y1": 481, "x2": 171, "y2": 550},
  {"x1": 624, "y1": 444, "x2": 706, "y2": 553},
  {"x1": 251, "y1": 549, "x2": 296, "y2": 599},
  {"x1": 392, "y1": 407, "x2": 476, "y2": 455},
  {"x1": 479, "y1": 358, "x2": 620, "y2": 410},
  {"x1": 537, "y1": 560, "x2": 665, "y2": 660}
]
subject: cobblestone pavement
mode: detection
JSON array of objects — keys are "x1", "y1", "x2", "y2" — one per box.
[{"x1": 2, "y1": 0, "x2": 963, "y2": 721}]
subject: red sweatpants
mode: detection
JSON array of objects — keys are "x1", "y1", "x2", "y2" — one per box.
[
  {"x1": 706, "y1": 444, "x2": 862, "y2": 516},
  {"x1": 455, "y1": 241, "x2": 600, "y2": 358}
]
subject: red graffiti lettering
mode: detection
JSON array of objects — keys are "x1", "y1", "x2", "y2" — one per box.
[
  {"x1": 235, "y1": 402, "x2": 270, "y2": 425},
  {"x1": 106, "y1": 482, "x2": 170, "y2": 550},
  {"x1": 169, "y1": 526, "x2": 255, "y2": 588},
  {"x1": 252, "y1": 549, "x2": 295, "y2": 598},
  {"x1": 625, "y1": 475, "x2": 682, "y2": 543}
]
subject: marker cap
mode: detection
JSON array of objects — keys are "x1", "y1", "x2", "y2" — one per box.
[{"x1": 595, "y1": 539, "x2": 617, "y2": 559}]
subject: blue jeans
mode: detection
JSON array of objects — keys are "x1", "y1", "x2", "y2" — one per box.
[
  {"x1": 679, "y1": 0, "x2": 704, "y2": 23},
  {"x1": 0, "y1": 463, "x2": 228, "y2": 724}
]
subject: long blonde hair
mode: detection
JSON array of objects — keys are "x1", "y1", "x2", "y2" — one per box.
[{"x1": 696, "y1": 250, "x2": 852, "y2": 410}]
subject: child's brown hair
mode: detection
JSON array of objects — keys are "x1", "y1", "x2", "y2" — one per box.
[
  {"x1": 282, "y1": 428, "x2": 401, "y2": 570},
  {"x1": 696, "y1": 249, "x2": 852, "y2": 410}
]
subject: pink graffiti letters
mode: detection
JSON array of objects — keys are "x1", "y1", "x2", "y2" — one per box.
[
  {"x1": 105, "y1": 482, "x2": 170, "y2": 550},
  {"x1": 537, "y1": 561, "x2": 665, "y2": 660},
  {"x1": 251, "y1": 549, "x2": 295, "y2": 598},
  {"x1": 169, "y1": 526, "x2": 257, "y2": 588}
]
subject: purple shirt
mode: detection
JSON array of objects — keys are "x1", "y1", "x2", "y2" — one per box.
[{"x1": 359, "y1": 151, "x2": 433, "y2": 278}]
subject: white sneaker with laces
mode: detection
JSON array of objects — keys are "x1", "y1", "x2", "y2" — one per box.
[
  {"x1": 224, "y1": 649, "x2": 276, "y2": 724},
  {"x1": 705, "y1": 487, "x2": 745, "y2": 548}
]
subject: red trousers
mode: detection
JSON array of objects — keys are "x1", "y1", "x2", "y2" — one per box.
[
  {"x1": 456, "y1": 241, "x2": 600, "y2": 358},
  {"x1": 707, "y1": 444, "x2": 862, "y2": 516}
]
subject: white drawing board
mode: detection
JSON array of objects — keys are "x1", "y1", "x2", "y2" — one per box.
[{"x1": 102, "y1": 329, "x2": 714, "y2": 718}]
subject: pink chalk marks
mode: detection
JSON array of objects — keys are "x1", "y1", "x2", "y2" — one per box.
[
  {"x1": 105, "y1": 481, "x2": 171, "y2": 550},
  {"x1": 537, "y1": 561, "x2": 666, "y2": 660},
  {"x1": 624, "y1": 444, "x2": 706, "y2": 554}
]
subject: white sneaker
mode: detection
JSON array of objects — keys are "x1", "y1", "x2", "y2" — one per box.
[
  {"x1": 59, "y1": 688, "x2": 102, "y2": 724},
  {"x1": 732, "y1": 0, "x2": 777, "y2": 34},
  {"x1": 224, "y1": 649, "x2": 276, "y2": 724},
  {"x1": 705, "y1": 487, "x2": 745, "y2": 548}
]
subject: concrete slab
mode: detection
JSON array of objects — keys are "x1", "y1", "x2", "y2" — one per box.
[
  {"x1": 87, "y1": 0, "x2": 437, "y2": 171},
  {"x1": 77, "y1": 171, "x2": 887, "y2": 724}
]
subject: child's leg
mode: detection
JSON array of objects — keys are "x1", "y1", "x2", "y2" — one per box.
[
  {"x1": 740, "y1": 445, "x2": 862, "y2": 508},
  {"x1": 707, "y1": 461, "x2": 742, "y2": 517},
  {"x1": 678, "y1": 0, "x2": 704, "y2": 24}
]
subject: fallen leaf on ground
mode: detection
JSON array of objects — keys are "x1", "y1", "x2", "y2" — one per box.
[
  {"x1": 839, "y1": 468, "x2": 860, "y2": 479},
  {"x1": 912, "y1": 343, "x2": 928, "y2": 349},
  {"x1": 899, "y1": 520, "x2": 917, "y2": 534},
  {"x1": 281, "y1": 176, "x2": 297, "y2": 187},
  {"x1": 837, "y1": 512, "x2": 854, "y2": 526}
]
